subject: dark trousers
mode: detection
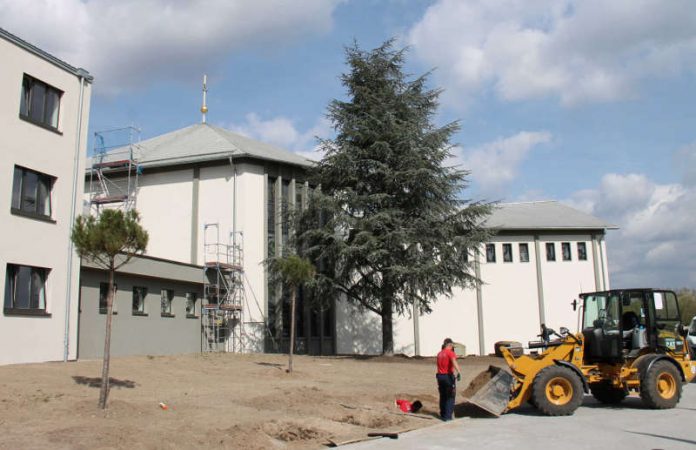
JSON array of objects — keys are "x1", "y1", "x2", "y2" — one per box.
[{"x1": 436, "y1": 373, "x2": 456, "y2": 420}]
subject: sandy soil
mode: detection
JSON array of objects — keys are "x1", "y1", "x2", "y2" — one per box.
[{"x1": 0, "y1": 353, "x2": 505, "y2": 449}]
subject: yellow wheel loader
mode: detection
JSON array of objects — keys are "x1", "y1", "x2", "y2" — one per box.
[{"x1": 465, "y1": 289, "x2": 696, "y2": 416}]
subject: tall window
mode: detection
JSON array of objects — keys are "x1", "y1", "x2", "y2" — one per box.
[
  {"x1": 99, "y1": 282, "x2": 117, "y2": 314},
  {"x1": 19, "y1": 74, "x2": 62, "y2": 130},
  {"x1": 132, "y1": 286, "x2": 147, "y2": 315},
  {"x1": 185, "y1": 292, "x2": 198, "y2": 318},
  {"x1": 577, "y1": 242, "x2": 587, "y2": 261},
  {"x1": 486, "y1": 244, "x2": 496, "y2": 263},
  {"x1": 519, "y1": 243, "x2": 530, "y2": 263},
  {"x1": 161, "y1": 289, "x2": 174, "y2": 316},
  {"x1": 4, "y1": 264, "x2": 48, "y2": 313},
  {"x1": 502, "y1": 243, "x2": 513, "y2": 263},
  {"x1": 11, "y1": 166, "x2": 54, "y2": 219},
  {"x1": 546, "y1": 242, "x2": 556, "y2": 261},
  {"x1": 561, "y1": 242, "x2": 572, "y2": 261}
]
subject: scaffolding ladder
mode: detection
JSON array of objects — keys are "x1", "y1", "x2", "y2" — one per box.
[
  {"x1": 88, "y1": 126, "x2": 141, "y2": 213},
  {"x1": 202, "y1": 224, "x2": 246, "y2": 352}
]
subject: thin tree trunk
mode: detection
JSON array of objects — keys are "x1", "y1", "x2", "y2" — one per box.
[
  {"x1": 381, "y1": 296, "x2": 394, "y2": 356},
  {"x1": 288, "y1": 286, "x2": 296, "y2": 372},
  {"x1": 99, "y1": 265, "x2": 115, "y2": 409}
]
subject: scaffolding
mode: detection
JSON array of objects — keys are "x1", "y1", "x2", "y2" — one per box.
[
  {"x1": 88, "y1": 126, "x2": 141, "y2": 213},
  {"x1": 202, "y1": 224, "x2": 246, "y2": 352}
]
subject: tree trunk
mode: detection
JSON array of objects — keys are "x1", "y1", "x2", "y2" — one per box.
[
  {"x1": 381, "y1": 296, "x2": 394, "y2": 356},
  {"x1": 99, "y1": 265, "x2": 115, "y2": 409},
  {"x1": 288, "y1": 285, "x2": 296, "y2": 372}
]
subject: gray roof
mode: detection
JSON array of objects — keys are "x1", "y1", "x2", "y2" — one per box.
[
  {"x1": 91, "y1": 123, "x2": 313, "y2": 169},
  {"x1": 0, "y1": 27, "x2": 93, "y2": 82},
  {"x1": 485, "y1": 201, "x2": 617, "y2": 231}
]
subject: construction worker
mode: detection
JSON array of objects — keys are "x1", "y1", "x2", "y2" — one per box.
[{"x1": 436, "y1": 337, "x2": 462, "y2": 421}]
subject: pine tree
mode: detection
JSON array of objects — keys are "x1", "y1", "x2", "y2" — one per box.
[{"x1": 298, "y1": 40, "x2": 492, "y2": 355}]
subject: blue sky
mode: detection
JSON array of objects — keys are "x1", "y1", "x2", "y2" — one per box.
[{"x1": 3, "y1": 0, "x2": 696, "y2": 288}]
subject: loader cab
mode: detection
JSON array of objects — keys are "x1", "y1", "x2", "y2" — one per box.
[{"x1": 580, "y1": 289, "x2": 684, "y2": 363}]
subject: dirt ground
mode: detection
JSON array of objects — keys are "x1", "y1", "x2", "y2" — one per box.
[{"x1": 0, "y1": 353, "x2": 505, "y2": 449}]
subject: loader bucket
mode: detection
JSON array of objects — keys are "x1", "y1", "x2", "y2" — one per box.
[{"x1": 461, "y1": 365, "x2": 514, "y2": 417}]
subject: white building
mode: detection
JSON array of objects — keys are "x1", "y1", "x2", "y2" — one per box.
[
  {"x1": 85, "y1": 122, "x2": 615, "y2": 358},
  {"x1": 0, "y1": 28, "x2": 92, "y2": 365}
]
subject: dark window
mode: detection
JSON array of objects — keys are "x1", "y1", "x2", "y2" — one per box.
[
  {"x1": 502, "y1": 243, "x2": 513, "y2": 263},
  {"x1": 519, "y1": 243, "x2": 530, "y2": 263},
  {"x1": 99, "y1": 282, "x2": 117, "y2": 314},
  {"x1": 486, "y1": 244, "x2": 496, "y2": 263},
  {"x1": 562, "y1": 242, "x2": 572, "y2": 261},
  {"x1": 161, "y1": 289, "x2": 174, "y2": 316},
  {"x1": 4, "y1": 264, "x2": 48, "y2": 312},
  {"x1": 546, "y1": 243, "x2": 556, "y2": 261},
  {"x1": 11, "y1": 166, "x2": 54, "y2": 219},
  {"x1": 132, "y1": 286, "x2": 147, "y2": 314},
  {"x1": 462, "y1": 250, "x2": 468, "y2": 263},
  {"x1": 577, "y1": 242, "x2": 587, "y2": 261},
  {"x1": 185, "y1": 292, "x2": 197, "y2": 317},
  {"x1": 20, "y1": 74, "x2": 62, "y2": 130}
]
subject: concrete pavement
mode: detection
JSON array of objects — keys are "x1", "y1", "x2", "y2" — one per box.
[{"x1": 346, "y1": 381, "x2": 696, "y2": 449}]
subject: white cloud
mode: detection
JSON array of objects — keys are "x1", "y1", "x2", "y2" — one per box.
[
  {"x1": 229, "y1": 113, "x2": 332, "y2": 161},
  {"x1": 566, "y1": 173, "x2": 696, "y2": 288},
  {"x1": 452, "y1": 131, "x2": 552, "y2": 198},
  {"x1": 0, "y1": 0, "x2": 339, "y2": 95},
  {"x1": 408, "y1": 0, "x2": 696, "y2": 107}
]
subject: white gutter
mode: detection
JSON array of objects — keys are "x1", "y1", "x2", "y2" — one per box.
[{"x1": 64, "y1": 70, "x2": 89, "y2": 361}]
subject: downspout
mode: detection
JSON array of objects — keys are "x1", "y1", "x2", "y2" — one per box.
[
  {"x1": 475, "y1": 252, "x2": 485, "y2": 355},
  {"x1": 229, "y1": 157, "x2": 237, "y2": 239},
  {"x1": 64, "y1": 71, "x2": 88, "y2": 362}
]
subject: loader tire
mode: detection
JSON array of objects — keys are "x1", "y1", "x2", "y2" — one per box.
[
  {"x1": 531, "y1": 365, "x2": 584, "y2": 416},
  {"x1": 640, "y1": 360, "x2": 682, "y2": 409},
  {"x1": 494, "y1": 341, "x2": 523, "y2": 358},
  {"x1": 590, "y1": 382, "x2": 627, "y2": 404}
]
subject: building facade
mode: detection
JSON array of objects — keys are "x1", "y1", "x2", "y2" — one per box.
[{"x1": 0, "y1": 28, "x2": 92, "y2": 365}]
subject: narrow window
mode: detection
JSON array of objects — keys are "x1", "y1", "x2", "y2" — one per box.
[
  {"x1": 161, "y1": 289, "x2": 174, "y2": 317},
  {"x1": 502, "y1": 243, "x2": 513, "y2": 263},
  {"x1": 4, "y1": 264, "x2": 49, "y2": 314},
  {"x1": 132, "y1": 286, "x2": 147, "y2": 315},
  {"x1": 11, "y1": 166, "x2": 55, "y2": 219},
  {"x1": 185, "y1": 292, "x2": 198, "y2": 318},
  {"x1": 562, "y1": 242, "x2": 572, "y2": 261},
  {"x1": 546, "y1": 243, "x2": 556, "y2": 262},
  {"x1": 519, "y1": 243, "x2": 530, "y2": 263},
  {"x1": 577, "y1": 242, "x2": 587, "y2": 261},
  {"x1": 99, "y1": 282, "x2": 117, "y2": 314},
  {"x1": 486, "y1": 243, "x2": 496, "y2": 263},
  {"x1": 19, "y1": 74, "x2": 62, "y2": 130}
]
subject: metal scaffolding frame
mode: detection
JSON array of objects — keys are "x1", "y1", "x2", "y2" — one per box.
[{"x1": 202, "y1": 223, "x2": 245, "y2": 352}]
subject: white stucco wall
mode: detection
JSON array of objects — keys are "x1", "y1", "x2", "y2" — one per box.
[{"x1": 0, "y1": 36, "x2": 91, "y2": 365}]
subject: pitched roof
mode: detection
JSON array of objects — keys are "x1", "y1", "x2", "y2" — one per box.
[
  {"x1": 91, "y1": 123, "x2": 314, "y2": 169},
  {"x1": 485, "y1": 201, "x2": 617, "y2": 231}
]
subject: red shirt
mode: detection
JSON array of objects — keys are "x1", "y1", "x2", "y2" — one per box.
[{"x1": 437, "y1": 347, "x2": 456, "y2": 374}]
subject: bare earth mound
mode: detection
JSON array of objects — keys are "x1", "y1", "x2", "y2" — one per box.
[{"x1": 0, "y1": 353, "x2": 504, "y2": 449}]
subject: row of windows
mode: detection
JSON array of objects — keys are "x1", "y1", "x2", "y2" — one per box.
[
  {"x1": 482, "y1": 242, "x2": 588, "y2": 263},
  {"x1": 98, "y1": 283, "x2": 198, "y2": 318}
]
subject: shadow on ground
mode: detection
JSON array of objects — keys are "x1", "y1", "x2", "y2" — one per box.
[{"x1": 72, "y1": 376, "x2": 137, "y2": 389}]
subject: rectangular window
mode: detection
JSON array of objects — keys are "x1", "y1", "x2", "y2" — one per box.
[
  {"x1": 161, "y1": 289, "x2": 174, "y2": 317},
  {"x1": 19, "y1": 74, "x2": 62, "y2": 131},
  {"x1": 99, "y1": 282, "x2": 117, "y2": 314},
  {"x1": 502, "y1": 243, "x2": 513, "y2": 263},
  {"x1": 486, "y1": 243, "x2": 496, "y2": 263},
  {"x1": 185, "y1": 292, "x2": 198, "y2": 318},
  {"x1": 11, "y1": 166, "x2": 55, "y2": 219},
  {"x1": 4, "y1": 264, "x2": 48, "y2": 314},
  {"x1": 562, "y1": 242, "x2": 572, "y2": 261},
  {"x1": 577, "y1": 242, "x2": 587, "y2": 261},
  {"x1": 132, "y1": 286, "x2": 147, "y2": 315},
  {"x1": 519, "y1": 243, "x2": 530, "y2": 263},
  {"x1": 546, "y1": 242, "x2": 556, "y2": 261}
]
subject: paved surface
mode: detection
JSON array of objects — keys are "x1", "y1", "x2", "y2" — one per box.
[{"x1": 346, "y1": 381, "x2": 696, "y2": 449}]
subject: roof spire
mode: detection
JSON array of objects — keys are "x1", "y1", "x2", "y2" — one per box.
[{"x1": 201, "y1": 74, "x2": 208, "y2": 124}]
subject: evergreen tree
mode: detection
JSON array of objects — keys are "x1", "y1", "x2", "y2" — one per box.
[
  {"x1": 298, "y1": 40, "x2": 492, "y2": 355},
  {"x1": 71, "y1": 209, "x2": 148, "y2": 409}
]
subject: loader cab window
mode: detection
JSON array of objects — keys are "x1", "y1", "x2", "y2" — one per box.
[
  {"x1": 583, "y1": 293, "x2": 620, "y2": 333},
  {"x1": 621, "y1": 293, "x2": 645, "y2": 330},
  {"x1": 652, "y1": 291, "x2": 680, "y2": 330}
]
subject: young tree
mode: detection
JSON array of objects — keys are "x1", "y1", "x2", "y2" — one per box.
[
  {"x1": 298, "y1": 40, "x2": 492, "y2": 354},
  {"x1": 71, "y1": 209, "x2": 148, "y2": 409},
  {"x1": 266, "y1": 254, "x2": 316, "y2": 372}
]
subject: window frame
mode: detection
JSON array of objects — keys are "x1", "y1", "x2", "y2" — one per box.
[
  {"x1": 99, "y1": 282, "x2": 118, "y2": 315},
  {"x1": 502, "y1": 243, "x2": 513, "y2": 263},
  {"x1": 561, "y1": 242, "x2": 572, "y2": 261},
  {"x1": 132, "y1": 286, "x2": 148, "y2": 316},
  {"x1": 486, "y1": 243, "x2": 496, "y2": 263},
  {"x1": 161, "y1": 289, "x2": 175, "y2": 317},
  {"x1": 519, "y1": 243, "x2": 530, "y2": 263},
  {"x1": 577, "y1": 242, "x2": 588, "y2": 261},
  {"x1": 11, "y1": 165, "x2": 56, "y2": 222},
  {"x1": 185, "y1": 292, "x2": 198, "y2": 318},
  {"x1": 4, "y1": 263, "x2": 51, "y2": 316},
  {"x1": 19, "y1": 74, "x2": 63, "y2": 133},
  {"x1": 546, "y1": 242, "x2": 556, "y2": 262}
]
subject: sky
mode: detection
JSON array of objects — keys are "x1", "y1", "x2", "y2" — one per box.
[{"x1": 3, "y1": 0, "x2": 696, "y2": 289}]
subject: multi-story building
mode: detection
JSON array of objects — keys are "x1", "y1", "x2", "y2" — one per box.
[{"x1": 0, "y1": 28, "x2": 92, "y2": 365}]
